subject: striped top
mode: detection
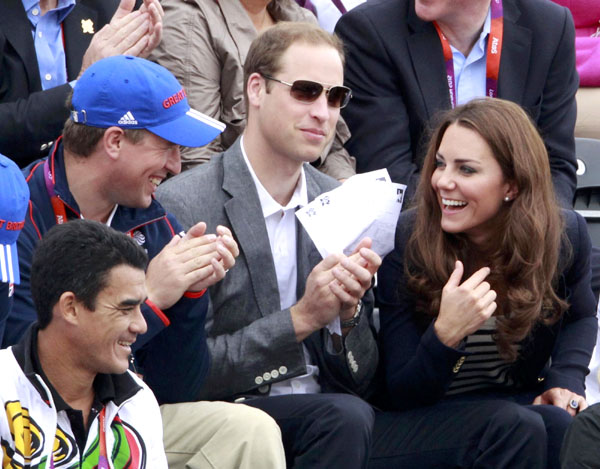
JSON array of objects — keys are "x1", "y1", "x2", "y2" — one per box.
[{"x1": 446, "y1": 317, "x2": 520, "y2": 396}]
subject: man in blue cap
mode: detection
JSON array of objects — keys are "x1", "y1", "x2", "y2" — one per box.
[
  {"x1": 0, "y1": 154, "x2": 29, "y2": 339},
  {"x1": 7, "y1": 55, "x2": 286, "y2": 469}
]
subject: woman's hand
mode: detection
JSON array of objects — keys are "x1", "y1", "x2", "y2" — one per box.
[
  {"x1": 434, "y1": 260, "x2": 497, "y2": 348},
  {"x1": 533, "y1": 387, "x2": 587, "y2": 416}
]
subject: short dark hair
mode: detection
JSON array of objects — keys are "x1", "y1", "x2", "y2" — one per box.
[
  {"x1": 243, "y1": 21, "x2": 345, "y2": 105},
  {"x1": 30, "y1": 220, "x2": 148, "y2": 328},
  {"x1": 62, "y1": 92, "x2": 147, "y2": 157}
]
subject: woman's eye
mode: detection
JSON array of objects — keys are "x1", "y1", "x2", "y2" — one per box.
[
  {"x1": 434, "y1": 160, "x2": 445, "y2": 168},
  {"x1": 460, "y1": 166, "x2": 476, "y2": 174}
]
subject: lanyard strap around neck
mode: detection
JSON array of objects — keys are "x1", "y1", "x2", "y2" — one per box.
[
  {"x1": 50, "y1": 408, "x2": 109, "y2": 468},
  {"x1": 433, "y1": 0, "x2": 504, "y2": 108},
  {"x1": 43, "y1": 150, "x2": 68, "y2": 226}
]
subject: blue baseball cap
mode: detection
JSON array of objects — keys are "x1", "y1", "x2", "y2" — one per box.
[
  {"x1": 0, "y1": 154, "x2": 29, "y2": 285},
  {"x1": 70, "y1": 55, "x2": 225, "y2": 147}
]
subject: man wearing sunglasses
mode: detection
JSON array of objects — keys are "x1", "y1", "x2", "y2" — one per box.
[{"x1": 158, "y1": 21, "x2": 381, "y2": 468}]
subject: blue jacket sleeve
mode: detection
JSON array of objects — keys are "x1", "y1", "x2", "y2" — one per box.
[
  {"x1": 132, "y1": 212, "x2": 211, "y2": 404},
  {"x1": 377, "y1": 213, "x2": 469, "y2": 409},
  {"x1": 544, "y1": 211, "x2": 598, "y2": 396}
]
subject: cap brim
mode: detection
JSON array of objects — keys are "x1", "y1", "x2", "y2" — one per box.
[
  {"x1": 148, "y1": 109, "x2": 226, "y2": 147},
  {"x1": 0, "y1": 243, "x2": 20, "y2": 285}
]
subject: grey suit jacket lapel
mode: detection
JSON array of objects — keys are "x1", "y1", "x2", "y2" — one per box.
[
  {"x1": 222, "y1": 141, "x2": 282, "y2": 317},
  {"x1": 498, "y1": 0, "x2": 530, "y2": 104},
  {"x1": 295, "y1": 167, "x2": 325, "y2": 301}
]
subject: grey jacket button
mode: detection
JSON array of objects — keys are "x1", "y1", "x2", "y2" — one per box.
[
  {"x1": 258, "y1": 385, "x2": 270, "y2": 394},
  {"x1": 255, "y1": 376, "x2": 263, "y2": 385}
]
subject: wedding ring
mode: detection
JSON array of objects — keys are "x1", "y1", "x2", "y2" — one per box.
[{"x1": 569, "y1": 399, "x2": 579, "y2": 410}]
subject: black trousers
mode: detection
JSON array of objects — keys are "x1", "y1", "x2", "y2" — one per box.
[
  {"x1": 246, "y1": 393, "x2": 565, "y2": 468},
  {"x1": 560, "y1": 402, "x2": 600, "y2": 468}
]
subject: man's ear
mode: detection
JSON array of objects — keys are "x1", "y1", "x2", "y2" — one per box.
[
  {"x1": 246, "y1": 72, "x2": 265, "y2": 109},
  {"x1": 102, "y1": 126, "x2": 126, "y2": 161},
  {"x1": 56, "y1": 291, "x2": 81, "y2": 326}
]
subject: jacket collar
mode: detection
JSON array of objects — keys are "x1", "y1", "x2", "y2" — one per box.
[
  {"x1": 406, "y1": 0, "x2": 530, "y2": 113},
  {"x1": 48, "y1": 140, "x2": 169, "y2": 233},
  {"x1": 12, "y1": 323, "x2": 142, "y2": 408},
  {"x1": 220, "y1": 137, "x2": 326, "y2": 316}
]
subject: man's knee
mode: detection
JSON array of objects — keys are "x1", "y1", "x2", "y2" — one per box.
[
  {"x1": 489, "y1": 402, "x2": 546, "y2": 439},
  {"x1": 318, "y1": 394, "x2": 375, "y2": 436},
  {"x1": 234, "y1": 403, "x2": 282, "y2": 438}
]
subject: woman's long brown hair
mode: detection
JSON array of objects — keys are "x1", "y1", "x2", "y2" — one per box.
[{"x1": 406, "y1": 98, "x2": 569, "y2": 361}]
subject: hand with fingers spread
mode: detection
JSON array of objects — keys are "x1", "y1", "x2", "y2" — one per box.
[
  {"x1": 434, "y1": 260, "x2": 497, "y2": 348},
  {"x1": 78, "y1": 0, "x2": 164, "y2": 78},
  {"x1": 145, "y1": 221, "x2": 238, "y2": 310},
  {"x1": 533, "y1": 387, "x2": 588, "y2": 416}
]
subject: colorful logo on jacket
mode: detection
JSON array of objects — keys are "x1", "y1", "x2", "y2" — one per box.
[
  {"x1": 2, "y1": 402, "x2": 146, "y2": 469},
  {"x1": 2, "y1": 401, "x2": 45, "y2": 468}
]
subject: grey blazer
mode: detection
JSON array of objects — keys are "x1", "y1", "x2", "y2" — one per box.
[{"x1": 157, "y1": 139, "x2": 378, "y2": 401}]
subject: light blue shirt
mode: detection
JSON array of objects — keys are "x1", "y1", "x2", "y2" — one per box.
[
  {"x1": 22, "y1": 0, "x2": 76, "y2": 91},
  {"x1": 451, "y1": 7, "x2": 491, "y2": 106}
]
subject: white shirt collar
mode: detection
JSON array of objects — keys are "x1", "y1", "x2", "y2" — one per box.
[{"x1": 240, "y1": 135, "x2": 308, "y2": 219}]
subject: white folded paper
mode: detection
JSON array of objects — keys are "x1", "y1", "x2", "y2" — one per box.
[{"x1": 296, "y1": 169, "x2": 405, "y2": 259}]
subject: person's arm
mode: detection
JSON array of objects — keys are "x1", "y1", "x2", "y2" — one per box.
[
  {"x1": 133, "y1": 214, "x2": 237, "y2": 402},
  {"x1": 542, "y1": 211, "x2": 598, "y2": 396},
  {"x1": 199, "y1": 247, "x2": 379, "y2": 401},
  {"x1": 0, "y1": 81, "x2": 73, "y2": 165},
  {"x1": 335, "y1": 7, "x2": 420, "y2": 198},
  {"x1": 537, "y1": 7, "x2": 578, "y2": 207},
  {"x1": 377, "y1": 213, "x2": 473, "y2": 409},
  {"x1": 8, "y1": 198, "x2": 45, "y2": 347},
  {"x1": 0, "y1": 0, "x2": 162, "y2": 166}
]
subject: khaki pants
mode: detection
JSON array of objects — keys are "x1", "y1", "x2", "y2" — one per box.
[
  {"x1": 161, "y1": 401, "x2": 286, "y2": 469},
  {"x1": 575, "y1": 87, "x2": 600, "y2": 140}
]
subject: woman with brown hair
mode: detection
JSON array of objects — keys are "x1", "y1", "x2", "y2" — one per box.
[{"x1": 377, "y1": 98, "x2": 597, "y2": 468}]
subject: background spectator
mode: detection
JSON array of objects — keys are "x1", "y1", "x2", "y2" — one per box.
[
  {"x1": 0, "y1": 154, "x2": 29, "y2": 340},
  {"x1": 0, "y1": 0, "x2": 163, "y2": 167},
  {"x1": 336, "y1": 0, "x2": 578, "y2": 206}
]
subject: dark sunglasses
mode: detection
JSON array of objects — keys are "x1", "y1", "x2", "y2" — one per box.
[{"x1": 261, "y1": 74, "x2": 352, "y2": 109}]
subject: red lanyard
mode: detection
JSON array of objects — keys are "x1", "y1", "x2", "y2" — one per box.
[
  {"x1": 43, "y1": 146, "x2": 68, "y2": 226},
  {"x1": 434, "y1": 0, "x2": 504, "y2": 108},
  {"x1": 42, "y1": 149, "x2": 133, "y2": 236}
]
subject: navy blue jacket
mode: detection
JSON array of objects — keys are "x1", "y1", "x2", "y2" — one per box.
[
  {"x1": 5, "y1": 140, "x2": 210, "y2": 404},
  {"x1": 378, "y1": 209, "x2": 597, "y2": 409}
]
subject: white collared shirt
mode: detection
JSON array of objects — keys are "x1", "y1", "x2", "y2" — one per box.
[{"x1": 241, "y1": 136, "x2": 322, "y2": 395}]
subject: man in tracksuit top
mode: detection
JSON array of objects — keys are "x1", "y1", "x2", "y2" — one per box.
[
  {"x1": 4, "y1": 56, "x2": 287, "y2": 469},
  {"x1": 4, "y1": 55, "x2": 232, "y2": 398},
  {"x1": 0, "y1": 219, "x2": 167, "y2": 468}
]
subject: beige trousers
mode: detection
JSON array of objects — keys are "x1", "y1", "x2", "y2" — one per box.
[
  {"x1": 575, "y1": 87, "x2": 600, "y2": 140},
  {"x1": 160, "y1": 401, "x2": 286, "y2": 469}
]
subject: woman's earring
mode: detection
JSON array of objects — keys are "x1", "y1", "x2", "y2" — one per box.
[{"x1": 504, "y1": 196, "x2": 511, "y2": 202}]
